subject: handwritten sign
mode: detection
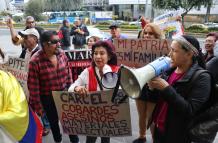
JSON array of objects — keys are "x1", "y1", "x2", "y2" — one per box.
[
  {"x1": 53, "y1": 90, "x2": 132, "y2": 137},
  {"x1": 0, "y1": 57, "x2": 29, "y2": 99},
  {"x1": 114, "y1": 39, "x2": 171, "y2": 67}
]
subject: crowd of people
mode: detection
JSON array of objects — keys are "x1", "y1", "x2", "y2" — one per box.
[{"x1": 0, "y1": 15, "x2": 218, "y2": 143}]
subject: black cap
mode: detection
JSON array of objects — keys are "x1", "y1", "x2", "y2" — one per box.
[{"x1": 109, "y1": 23, "x2": 120, "y2": 29}]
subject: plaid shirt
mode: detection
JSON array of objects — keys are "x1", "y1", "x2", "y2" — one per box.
[{"x1": 28, "y1": 48, "x2": 72, "y2": 113}]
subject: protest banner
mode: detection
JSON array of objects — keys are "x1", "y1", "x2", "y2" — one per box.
[
  {"x1": 0, "y1": 57, "x2": 29, "y2": 99},
  {"x1": 65, "y1": 49, "x2": 92, "y2": 81},
  {"x1": 53, "y1": 90, "x2": 132, "y2": 137},
  {"x1": 114, "y1": 39, "x2": 171, "y2": 67},
  {"x1": 154, "y1": 10, "x2": 184, "y2": 39}
]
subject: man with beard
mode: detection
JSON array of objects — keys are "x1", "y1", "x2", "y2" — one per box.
[{"x1": 28, "y1": 31, "x2": 79, "y2": 143}]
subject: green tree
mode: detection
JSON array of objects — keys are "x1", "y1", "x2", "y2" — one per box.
[
  {"x1": 25, "y1": 0, "x2": 44, "y2": 21},
  {"x1": 43, "y1": 0, "x2": 82, "y2": 11},
  {"x1": 152, "y1": 0, "x2": 213, "y2": 25}
]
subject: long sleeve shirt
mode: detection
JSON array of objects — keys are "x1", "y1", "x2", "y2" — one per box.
[
  {"x1": 68, "y1": 64, "x2": 113, "y2": 92},
  {"x1": 28, "y1": 49, "x2": 72, "y2": 113}
]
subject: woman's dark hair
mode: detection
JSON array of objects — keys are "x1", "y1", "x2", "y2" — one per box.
[
  {"x1": 182, "y1": 35, "x2": 205, "y2": 69},
  {"x1": 91, "y1": 41, "x2": 117, "y2": 66},
  {"x1": 40, "y1": 30, "x2": 58, "y2": 47}
]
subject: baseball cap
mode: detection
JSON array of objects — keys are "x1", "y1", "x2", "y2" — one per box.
[
  {"x1": 20, "y1": 28, "x2": 40, "y2": 39},
  {"x1": 109, "y1": 23, "x2": 120, "y2": 29}
]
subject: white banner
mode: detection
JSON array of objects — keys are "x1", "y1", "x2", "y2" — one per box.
[{"x1": 154, "y1": 10, "x2": 184, "y2": 38}]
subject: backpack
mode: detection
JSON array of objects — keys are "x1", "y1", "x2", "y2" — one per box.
[{"x1": 187, "y1": 69, "x2": 218, "y2": 143}]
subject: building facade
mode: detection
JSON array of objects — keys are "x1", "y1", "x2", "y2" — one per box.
[{"x1": 82, "y1": 0, "x2": 112, "y2": 11}]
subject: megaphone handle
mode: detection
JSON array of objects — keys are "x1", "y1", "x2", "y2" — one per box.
[
  {"x1": 111, "y1": 68, "x2": 121, "y2": 102},
  {"x1": 111, "y1": 67, "x2": 128, "y2": 104},
  {"x1": 93, "y1": 67, "x2": 104, "y2": 91}
]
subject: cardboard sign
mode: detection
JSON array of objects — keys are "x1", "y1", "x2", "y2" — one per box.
[
  {"x1": 0, "y1": 57, "x2": 29, "y2": 99},
  {"x1": 53, "y1": 90, "x2": 132, "y2": 137},
  {"x1": 114, "y1": 39, "x2": 171, "y2": 67}
]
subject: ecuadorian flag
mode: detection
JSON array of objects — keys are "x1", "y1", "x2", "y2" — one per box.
[
  {"x1": 19, "y1": 108, "x2": 43, "y2": 143},
  {"x1": 0, "y1": 71, "x2": 42, "y2": 143}
]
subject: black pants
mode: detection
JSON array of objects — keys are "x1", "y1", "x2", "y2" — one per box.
[
  {"x1": 41, "y1": 95, "x2": 79, "y2": 143},
  {"x1": 153, "y1": 127, "x2": 165, "y2": 143},
  {"x1": 86, "y1": 136, "x2": 110, "y2": 143}
]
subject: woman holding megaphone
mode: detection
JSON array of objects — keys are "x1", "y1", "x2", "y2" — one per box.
[{"x1": 147, "y1": 35, "x2": 211, "y2": 143}]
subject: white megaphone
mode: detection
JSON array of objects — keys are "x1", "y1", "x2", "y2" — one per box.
[{"x1": 120, "y1": 56, "x2": 171, "y2": 98}]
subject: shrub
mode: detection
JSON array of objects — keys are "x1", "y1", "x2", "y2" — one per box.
[
  {"x1": 186, "y1": 24, "x2": 208, "y2": 33},
  {"x1": 13, "y1": 16, "x2": 23, "y2": 23},
  {"x1": 97, "y1": 21, "x2": 111, "y2": 25},
  {"x1": 208, "y1": 27, "x2": 218, "y2": 32}
]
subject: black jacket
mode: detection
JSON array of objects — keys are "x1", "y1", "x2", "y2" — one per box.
[
  {"x1": 206, "y1": 56, "x2": 218, "y2": 84},
  {"x1": 70, "y1": 24, "x2": 89, "y2": 46},
  {"x1": 60, "y1": 26, "x2": 71, "y2": 47},
  {"x1": 149, "y1": 63, "x2": 211, "y2": 143}
]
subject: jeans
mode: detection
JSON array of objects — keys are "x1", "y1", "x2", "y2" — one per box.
[{"x1": 41, "y1": 114, "x2": 50, "y2": 129}]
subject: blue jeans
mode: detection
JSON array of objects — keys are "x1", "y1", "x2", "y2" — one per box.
[{"x1": 41, "y1": 114, "x2": 50, "y2": 129}]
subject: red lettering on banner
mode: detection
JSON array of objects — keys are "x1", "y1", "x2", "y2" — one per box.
[
  {"x1": 118, "y1": 39, "x2": 125, "y2": 49},
  {"x1": 131, "y1": 39, "x2": 136, "y2": 49}
]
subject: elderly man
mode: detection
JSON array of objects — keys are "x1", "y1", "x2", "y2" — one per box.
[
  {"x1": 19, "y1": 28, "x2": 51, "y2": 136},
  {"x1": 107, "y1": 23, "x2": 127, "y2": 43},
  {"x1": 28, "y1": 30, "x2": 79, "y2": 143},
  {"x1": 19, "y1": 28, "x2": 40, "y2": 62},
  {"x1": 7, "y1": 16, "x2": 44, "y2": 58}
]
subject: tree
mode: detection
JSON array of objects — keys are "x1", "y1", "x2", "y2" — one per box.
[
  {"x1": 205, "y1": 0, "x2": 213, "y2": 23},
  {"x1": 25, "y1": 0, "x2": 44, "y2": 21},
  {"x1": 152, "y1": 0, "x2": 213, "y2": 25},
  {"x1": 43, "y1": 0, "x2": 82, "y2": 11}
]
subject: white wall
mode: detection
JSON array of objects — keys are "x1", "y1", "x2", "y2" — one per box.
[
  {"x1": 0, "y1": 0, "x2": 7, "y2": 11},
  {"x1": 109, "y1": 0, "x2": 151, "y2": 5}
]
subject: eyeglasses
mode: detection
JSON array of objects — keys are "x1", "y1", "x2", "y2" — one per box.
[
  {"x1": 48, "y1": 39, "x2": 60, "y2": 45},
  {"x1": 144, "y1": 32, "x2": 154, "y2": 35},
  {"x1": 26, "y1": 21, "x2": 35, "y2": 24}
]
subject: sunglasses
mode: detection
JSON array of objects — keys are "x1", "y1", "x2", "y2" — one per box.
[
  {"x1": 48, "y1": 39, "x2": 60, "y2": 45},
  {"x1": 27, "y1": 21, "x2": 35, "y2": 24}
]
